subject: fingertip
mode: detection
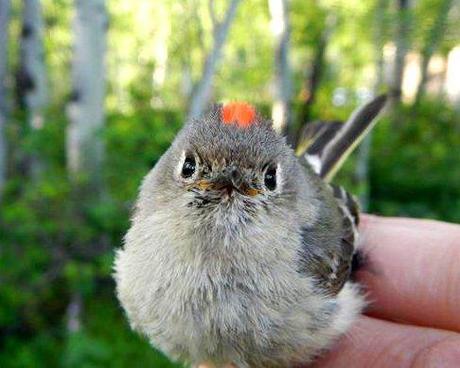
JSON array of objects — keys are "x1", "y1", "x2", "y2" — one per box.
[
  {"x1": 355, "y1": 215, "x2": 460, "y2": 332},
  {"x1": 312, "y1": 317, "x2": 460, "y2": 368},
  {"x1": 411, "y1": 336, "x2": 460, "y2": 368}
]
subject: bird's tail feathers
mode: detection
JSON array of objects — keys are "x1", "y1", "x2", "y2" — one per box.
[{"x1": 296, "y1": 94, "x2": 387, "y2": 182}]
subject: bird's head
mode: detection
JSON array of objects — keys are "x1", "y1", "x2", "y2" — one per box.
[{"x1": 141, "y1": 103, "x2": 301, "y2": 231}]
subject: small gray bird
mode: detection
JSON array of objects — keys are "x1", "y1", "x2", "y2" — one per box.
[{"x1": 114, "y1": 96, "x2": 387, "y2": 368}]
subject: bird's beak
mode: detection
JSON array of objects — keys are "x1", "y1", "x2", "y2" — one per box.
[{"x1": 194, "y1": 167, "x2": 260, "y2": 197}]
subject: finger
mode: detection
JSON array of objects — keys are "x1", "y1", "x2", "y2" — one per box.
[
  {"x1": 357, "y1": 215, "x2": 460, "y2": 332},
  {"x1": 312, "y1": 316, "x2": 460, "y2": 368}
]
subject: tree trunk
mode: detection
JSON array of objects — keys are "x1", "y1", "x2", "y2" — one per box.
[
  {"x1": 67, "y1": 0, "x2": 108, "y2": 188},
  {"x1": 294, "y1": 15, "x2": 334, "y2": 144},
  {"x1": 17, "y1": 0, "x2": 48, "y2": 177},
  {"x1": 66, "y1": 291, "x2": 82, "y2": 333},
  {"x1": 373, "y1": 0, "x2": 388, "y2": 95},
  {"x1": 17, "y1": 0, "x2": 47, "y2": 126},
  {"x1": 389, "y1": 0, "x2": 411, "y2": 107},
  {"x1": 445, "y1": 46, "x2": 460, "y2": 108},
  {"x1": 298, "y1": 30, "x2": 326, "y2": 124},
  {"x1": 187, "y1": 0, "x2": 240, "y2": 121},
  {"x1": 65, "y1": 0, "x2": 107, "y2": 333},
  {"x1": 152, "y1": 5, "x2": 169, "y2": 90},
  {"x1": 413, "y1": 0, "x2": 452, "y2": 106},
  {"x1": 269, "y1": 0, "x2": 292, "y2": 135},
  {"x1": 355, "y1": 0, "x2": 389, "y2": 210},
  {"x1": 0, "y1": 0, "x2": 11, "y2": 202}
]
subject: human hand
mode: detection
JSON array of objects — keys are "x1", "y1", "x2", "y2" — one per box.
[
  {"x1": 199, "y1": 215, "x2": 460, "y2": 368},
  {"x1": 312, "y1": 215, "x2": 460, "y2": 367}
]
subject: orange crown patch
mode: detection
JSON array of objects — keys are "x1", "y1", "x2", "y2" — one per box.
[{"x1": 221, "y1": 102, "x2": 256, "y2": 128}]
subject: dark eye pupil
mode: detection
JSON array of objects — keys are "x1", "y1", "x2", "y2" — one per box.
[
  {"x1": 264, "y1": 168, "x2": 277, "y2": 190},
  {"x1": 181, "y1": 156, "x2": 196, "y2": 178}
]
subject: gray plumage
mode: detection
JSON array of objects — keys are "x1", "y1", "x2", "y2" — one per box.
[{"x1": 114, "y1": 96, "x2": 386, "y2": 367}]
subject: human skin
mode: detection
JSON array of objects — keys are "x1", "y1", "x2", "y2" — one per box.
[{"x1": 200, "y1": 215, "x2": 460, "y2": 368}]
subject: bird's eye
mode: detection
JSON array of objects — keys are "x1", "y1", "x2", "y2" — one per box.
[
  {"x1": 264, "y1": 167, "x2": 277, "y2": 191},
  {"x1": 181, "y1": 156, "x2": 196, "y2": 178}
]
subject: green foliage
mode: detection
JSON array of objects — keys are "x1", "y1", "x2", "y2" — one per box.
[
  {"x1": 105, "y1": 108, "x2": 183, "y2": 201},
  {"x1": 0, "y1": 106, "x2": 183, "y2": 367},
  {"x1": 370, "y1": 100, "x2": 460, "y2": 221},
  {"x1": 0, "y1": 295, "x2": 181, "y2": 367}
]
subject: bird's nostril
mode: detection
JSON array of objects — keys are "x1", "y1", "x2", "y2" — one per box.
[
  {"x1": 225, "y1": 185, "x2": 233, "y2": 196},
  {"x1": 230, "y1": 166, "x2": 240, "y2": 180}
]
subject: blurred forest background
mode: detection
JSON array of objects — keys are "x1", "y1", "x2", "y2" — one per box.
[{"x1": 1, "y1": 0, "x2": 460, "y2": 366}]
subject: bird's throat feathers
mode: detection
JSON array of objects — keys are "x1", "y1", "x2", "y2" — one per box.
[{"x1": 188, "y1": 189, "x2": 262, "y2": 233}]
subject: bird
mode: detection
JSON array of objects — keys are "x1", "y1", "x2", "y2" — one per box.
[{"x1": 114, "y1": 95, "x2": 387, "y2": 368}]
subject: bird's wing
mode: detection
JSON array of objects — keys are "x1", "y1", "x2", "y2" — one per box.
[
  {"x1": 295, "y1": 96, "x2": 386, "y2": 294},
  {"x1": 298, "y1": 183, "x2": 360, "y2": 295},
  {"x1": 326, "y1": 184, "x2": 360, "y2": 294},
  {"x1": 296, "y1": 94, "x2": 387, "y2": 182}
]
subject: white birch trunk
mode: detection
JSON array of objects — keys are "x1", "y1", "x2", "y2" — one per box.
[
  {"x1": 355, "y1": 0, "x2": 389, "y2": 210},
  {"x1": 67, "y1": 0, "x2": 107, "y2": 185},
  {"x1": 269, "y1": 0, "x2": 292, "y2": 135},
  {"x1": 66, "y1": 292, "x2": 82, "y2": 333},
  {"x1": 445, "y1": 46, "x2": 460, "y2": 108},
  {"x1": 390, "y1": 0, "x2": 411, "y2": 107},
  {"x1": 187, "y1": 0, "x2": 240, "y2": 120},
  {"x1": 0, "y1": 0, "x2": 11, "y2": 201},
  {"x1": 19, "y1": 0, "x2": 47, "y2": 130},
  {"x1": 18, "y1": 0, "x2": 48, "y2": 178},
  {"x1": 152, "y1": 5, "x2": 169, "y2": 89}
]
